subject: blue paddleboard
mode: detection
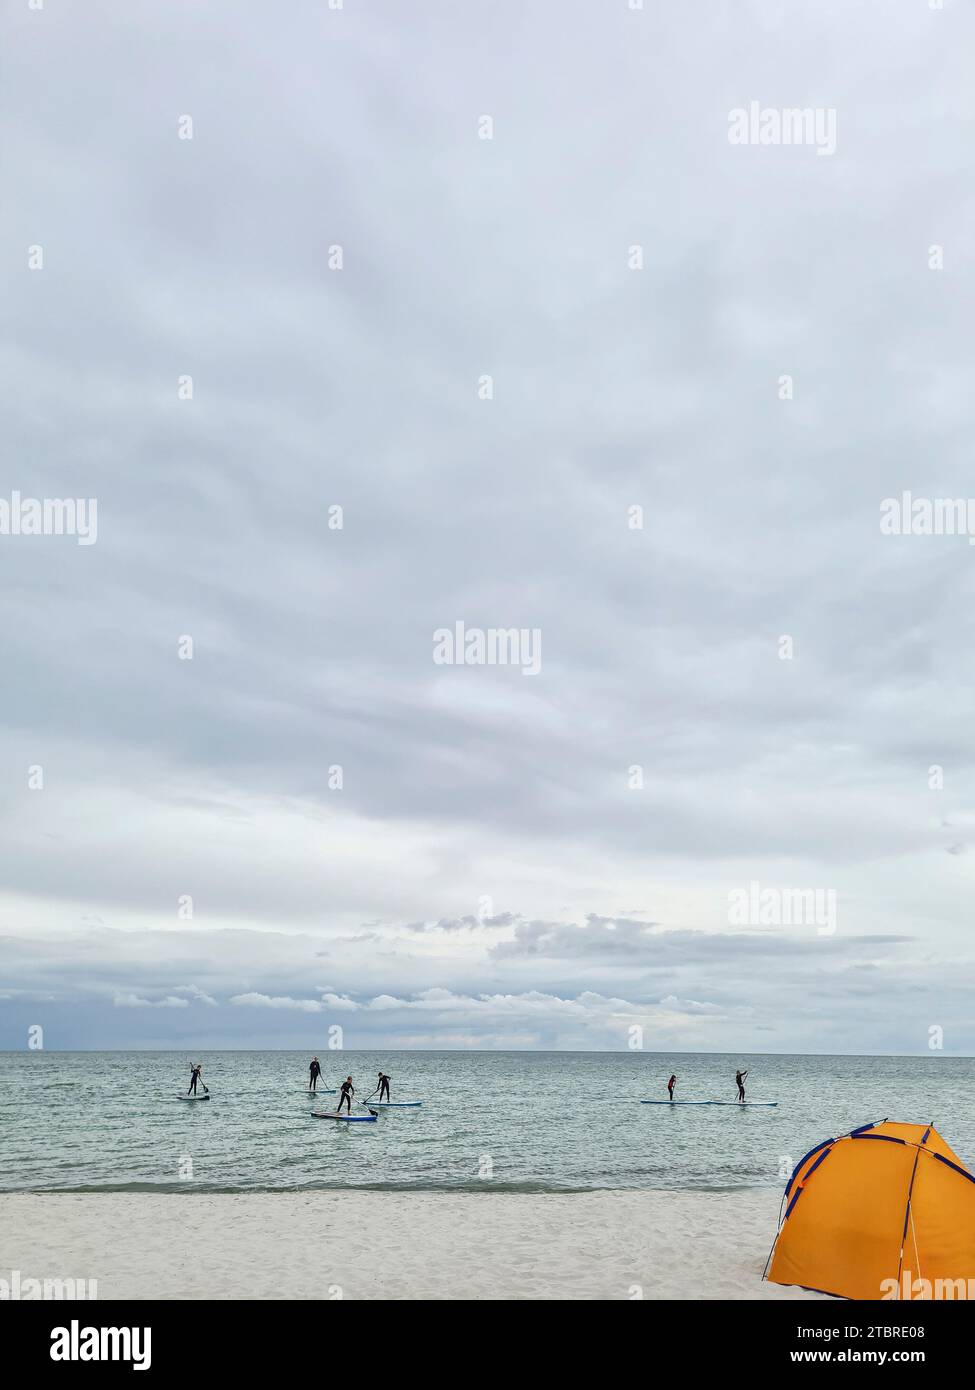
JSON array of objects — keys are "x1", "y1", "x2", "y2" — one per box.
[{"x1": 312, "y1": 1111, "x2": 377, "y2": 1122}]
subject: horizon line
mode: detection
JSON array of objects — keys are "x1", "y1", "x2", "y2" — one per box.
[{"x1": 5, "y1": 1047, "x2": 971, "y2": 1059}]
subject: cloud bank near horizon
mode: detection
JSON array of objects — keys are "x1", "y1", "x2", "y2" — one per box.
[{"x1": 2, "y1": 914, "x2": 970, "y2": 1054}]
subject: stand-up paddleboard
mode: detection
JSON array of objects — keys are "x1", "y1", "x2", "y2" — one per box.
[
  {"x1": 360, "y1": 1100, "x2": 421, "y2": 1108},
  {"x1": 300, "y1": 1088, "x2": 336, "y2": 1094},
  {"x1": 710, "y1": 1100, "x2": 777, "y2": 1107},
  {"x1": 178, "y1": 1093, "x2": 210, "y2": 1102},
  {"x1": 312, "y1": 1110, "x2": 377, "y2": 1122},
  {"x1": 641, "y1": 1099, "x2": 713, "y2": 1105},
  {"x1": 641, "y1": 1099, "x2": 778, "y2": 1107}
]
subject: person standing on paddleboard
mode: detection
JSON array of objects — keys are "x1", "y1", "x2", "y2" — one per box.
[
  {"x1": 377, "y1": 1071, "x2": 391, "y2": 1102},
  {"x1": 735, "y1": 1068, "x2": 748, "y2": 1103},
  {"x1": 337, "y1": 1076, "x2": 355, "y2": 1113},
  {"x1": 187, "y1": 1062, "x2": 206, "y2": 1095},
  {"x1": 308, "y1": 1056, "x2": 323, "y2": 1092},
  {"x1": 667, "y1": 1073, "x2": 677, "y2": 1100}
]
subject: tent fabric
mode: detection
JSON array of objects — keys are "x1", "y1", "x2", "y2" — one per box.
[{"x1": 766, "y1": 1121, "x2": 975, "y2": 1300}]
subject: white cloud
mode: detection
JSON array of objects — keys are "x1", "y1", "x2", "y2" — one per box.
[
  {"x1": 113, "y1": 993, "x2": 189, "y2": 1009},
  {"x1": 317, "y1": 992, "x2": 358, "y2": 1011},
  {"x1": 229, "y1": 993, "x2": 325, "y2": 1013},
  {"x1": 173, "y1": 984, "x2": 218, "y2": 1007}
]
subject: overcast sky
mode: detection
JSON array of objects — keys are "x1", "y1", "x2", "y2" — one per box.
[{"x1": 2, "y1": 0, "x2": 974, "y2": 1053}]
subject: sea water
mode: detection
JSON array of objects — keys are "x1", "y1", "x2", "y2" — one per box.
[{"x1": 1, "y1": 1050, "x2": 971, "y2": 1194}]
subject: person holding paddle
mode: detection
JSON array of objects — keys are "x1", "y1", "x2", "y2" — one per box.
[
  {"x1": 187, "y1": 1062, "x2": 208, "y2": 1096},
  {"x1": 363, "y1": 1071, "x2": 391, "y2": 1105},
  {"x1": 667, "y1": 1073, "x2": 677, "y2": 1101},
  {"x1": 337, "y1": 1076, "x2": 355, "y2": 1113},
  {"x1": 735, "y1": 1068, "x2": 748, "y2": 1103},
  {"x1": 308, "y1": 1056, "x2": 323, "y2": 1092}
]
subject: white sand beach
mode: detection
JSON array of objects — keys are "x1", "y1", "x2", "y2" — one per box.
[{"x1": 0, "y1": 1191, "x2": 823, "y2": 1300}]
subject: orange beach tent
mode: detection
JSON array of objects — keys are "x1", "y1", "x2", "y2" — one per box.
[{"x1": 766, "y1": 1121, "x2": 975, "y2": 1300}]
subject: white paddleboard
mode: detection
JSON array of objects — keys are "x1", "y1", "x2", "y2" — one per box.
[
  {"x1": 641, "y1": 1099, "x2": 713, "y2": 1105},
  {"x1": 710, "y1": 1100, "x2": 777, "y2": 1107},
  {"x1": 360, "y1": 1100, "x2": 421, "y2": 1108},
  {"x1": 178, "y1": 1093, "x2": 210, "y2": 1102}
]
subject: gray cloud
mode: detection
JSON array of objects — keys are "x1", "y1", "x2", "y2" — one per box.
[
  {"x1": 0, "y1": 915, "x2": 970, "y2": 1054},
  {"x1": 1, "y1": 1, "x2": 973, "y2": 1052},
  {"x1": 491, "y1": 916, "x2": 913, "y2": 964}
]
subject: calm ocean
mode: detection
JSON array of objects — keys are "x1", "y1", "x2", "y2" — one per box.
[{"x1": 2, "y1": 1050, "x2": 971, "y2": 1194}]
